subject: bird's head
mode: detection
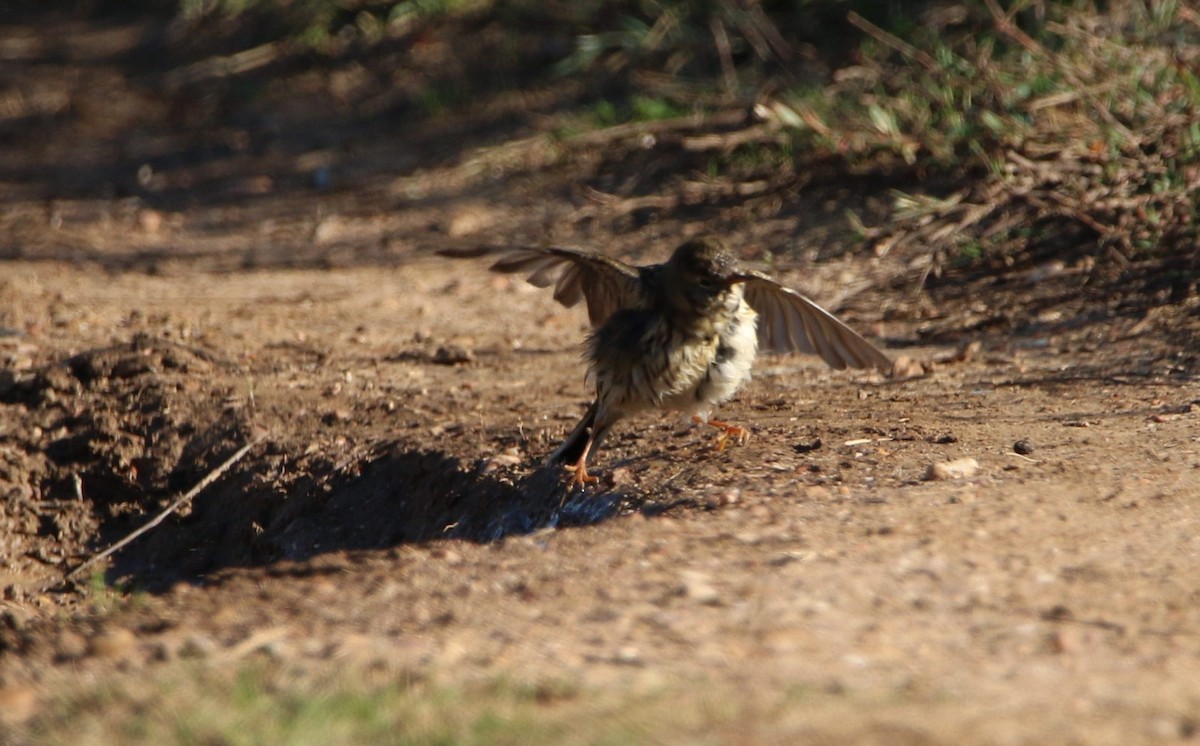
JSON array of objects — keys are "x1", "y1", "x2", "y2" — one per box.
[{"x1": 662, "y1": 237, "x2": 744, "y2": 314}]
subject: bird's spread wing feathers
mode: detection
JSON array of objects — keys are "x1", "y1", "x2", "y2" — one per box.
[
  {"x1": 739, "y1": 272, "x2": 891, "y2": 371},
  {"x1": 451, "y1": 246, "x2": 890, "y2": 371},
  {"x1": 487, "y1": 247, "x2": 645, "y2": 326}
]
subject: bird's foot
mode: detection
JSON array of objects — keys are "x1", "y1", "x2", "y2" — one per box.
[
  {"x1": 562, "y1": 460, "x2": 599, "y2": 489},
  {"x1": 693, "y1": 415, "x2": 750, "y2": 451}
]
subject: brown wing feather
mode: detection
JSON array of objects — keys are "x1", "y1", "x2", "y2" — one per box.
[
  {"x1": 486, "y1": 247, "x2": 646, "y2": 327},
  {"x1": 739, "y1": 272, "x2": 891, "y2": 371}
]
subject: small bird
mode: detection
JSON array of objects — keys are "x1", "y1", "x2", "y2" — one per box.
[{"x1": 449, "y1": 237, "x2": 891, "y2": 487}]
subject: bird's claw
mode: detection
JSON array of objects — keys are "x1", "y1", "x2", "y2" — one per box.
[
  {"x1": 694, "y1": 415, "x2": 750, "y2": 451},
  {"x1": 563, "y1": 461, "x2": 598, "y2": 489},
  {"x1": 715, "y1": 425, "x2": 750, "y2": 451}
]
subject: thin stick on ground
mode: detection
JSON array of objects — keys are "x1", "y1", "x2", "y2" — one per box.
[
  {"x1": 846, "y1": 11, "x2": 937, "y2": 71},
  {"x1": 62, "y1": 436, "x2": 264, "y2": 585}
]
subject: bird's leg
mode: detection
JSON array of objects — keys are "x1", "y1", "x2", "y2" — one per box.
[
  {"x1": 692, "y1": 415, "x2": 750, "y2": 451},
  {"x1": 563, "y1": 432, "x2": 599, "y2": 488}
]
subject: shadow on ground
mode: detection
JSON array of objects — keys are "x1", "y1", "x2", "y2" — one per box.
[
  {"x1": 103, "y1": 443, "x2": 628, "y2": 592},
  {"x1": 0, "y1": 337, "x2": 631, "y2": 597}
]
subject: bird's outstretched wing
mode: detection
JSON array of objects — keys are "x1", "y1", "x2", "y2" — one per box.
[
  {"x1": 483, "y1": 247, "x2": 646, "y2": 327},
  {"x1": 738, "y1": 271, "x2": 891, "y2": 371}
]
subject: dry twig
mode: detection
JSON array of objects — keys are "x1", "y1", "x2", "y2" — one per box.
[
  {"x1": 710, "y1": 16, "x2": 738, "y2": 98},
  {"x1": 61, "y1": 435, "x2": 264, "y2": 586},
  {"x1": 847, "y1": 12, "x2": 937, "y2": 71},
  {"x1": 164, "y1": 42, "x2": 288, "y2": 88}
]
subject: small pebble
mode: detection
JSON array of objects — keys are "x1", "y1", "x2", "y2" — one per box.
[
  {"x1": 714, "y1": 487, "x2": 740, "y2": 506},
  {"x1": 482, "y1": 449, "x2": 522, "y2": 473},
  {"x1": 89, "y1": 627, "x2": 137, "y2": 659},
  {"x1": 891, "y1": 355, "x2": 928, "y2": 379},
  {"x1": 430, "y1": 547, "x2": 463, "y2": 565},
  {"x1": 609, "y1": 466, "x2": 636, "y2": 486},
  {"x1": 679, "y1": 571, "x2": 721, "y2": 605},
  {"x1": 615, "y1": 646, "x2": 642, "y2": 665},
  {"x1": 793, "y1": 437, "x2": 822, "y2": 453},
  {"x1": 432, "y1": 345, "x2": 474, "y2": 365},
  {"x1": 925, "y1": 457, "x2": 980, "y2": 481},
  {"x1": 1013, "y1": 439, "x2": 1035, "y2": 455}
]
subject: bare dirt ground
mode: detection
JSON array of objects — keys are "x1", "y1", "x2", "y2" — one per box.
[{"x1": 2, "y1": 9, "x2": 1200, "y2": 744}]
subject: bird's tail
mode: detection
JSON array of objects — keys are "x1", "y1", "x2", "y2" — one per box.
[{"x1": 547, "y1": 401, "x2": 599, "y2": 466}]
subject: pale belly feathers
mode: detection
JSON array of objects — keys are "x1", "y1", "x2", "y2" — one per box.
[{"x1": 590, "y1": 285, "x2": 760, "y2": 421}]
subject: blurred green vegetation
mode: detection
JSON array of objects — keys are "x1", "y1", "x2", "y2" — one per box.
[
  {"x1": 61, "y1": 0, "x2": 1199, "y2": 281},
  {"x1": 25, "y1": 658, "x2": 817, "y2": 746}
]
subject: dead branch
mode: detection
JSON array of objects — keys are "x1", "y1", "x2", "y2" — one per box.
[
  {"x1": 981, "y1": 0, "x2": 1042, "y2": 54},
  {"x1": 62, "y1": 435, "x2": 264, "y2": 586},
  {"x1": 681, "y1": 123, "x2": 786, "y2": 151},
  {"x1": 710, "y1": 16, "x2": 738, "y2": 98},
  {"x1": 569, "y1": 108, "x2": 751, "y2": 147},
  {"x1": 164, "y1": 42, "x2": 288, "y2": 88},
  {"x1": 576, "y1": 174, "x2": 787, "y2": 221},
  {"x1": 389, "y1": 109, "x2": 752, "y2": 200},
  {"x1": 847, "y1": 12, "x2": 937, "y2": 71}
]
